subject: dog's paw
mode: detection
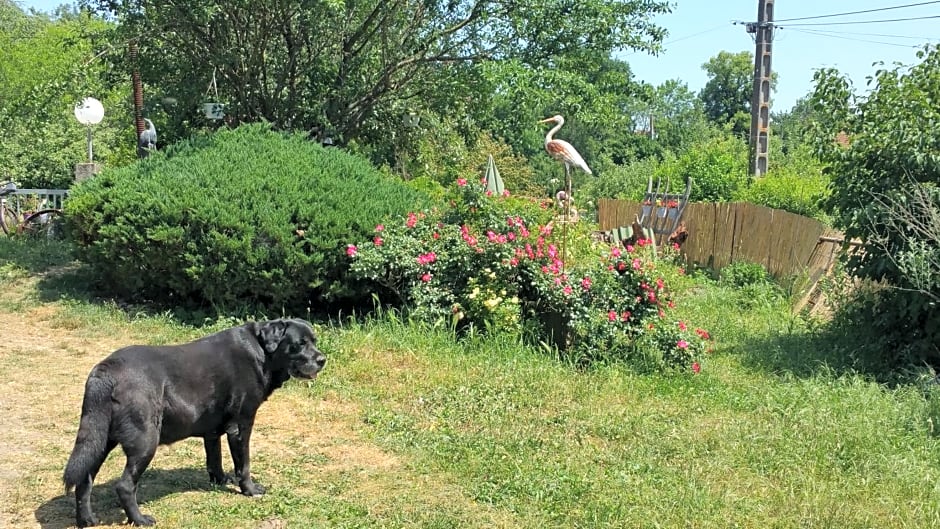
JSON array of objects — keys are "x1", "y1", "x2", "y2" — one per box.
[
  {"x1": 209, "y1": 472, "x2": 235, "y2": 486},
  {"x1": 130, "y1": 514, "x2": 156, "y2": 526},
  {"x1": 241, "y1": 481, "x2": 267, "y2": 497},
  {"x1": 77, "y1": 514, "x2": 100, "y2": 528}
]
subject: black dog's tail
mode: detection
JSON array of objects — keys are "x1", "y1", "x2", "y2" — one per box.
[{"x1": 63, "y1": 374, "x2": 114, "y2": 493}]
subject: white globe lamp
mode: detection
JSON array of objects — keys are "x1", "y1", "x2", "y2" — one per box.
[{"x1": 74, "y1": 97, "x2": 105, "y2": 162}]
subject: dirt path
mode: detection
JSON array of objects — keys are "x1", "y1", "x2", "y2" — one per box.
[
  {"x1": 0, "y1": 260, "x2": 520, "y2": 529},
  {"x1": 0, "y1": 277, "x2": 395, "y2": 529}
]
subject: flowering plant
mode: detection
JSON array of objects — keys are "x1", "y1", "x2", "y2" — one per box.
[
  {"x1": 346, "y1": 177, "x2": 710, "y2": 372},
  {"x1": 637, "y1": 319, "x2": 712, "y2": 373}
]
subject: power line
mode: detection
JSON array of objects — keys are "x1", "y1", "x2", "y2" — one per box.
[
  {"x1": 620, "y1": 23, "x2": 727, "y2": 57},
  {"x1": 662, "y1": 24, "x2": 728, "y2": 45},
  {"x1": 786, "y1": 27, "x2": 924, "y2": 48},
  {"x1": 801, "y1": 29, "x2": 939, "y2": 41},
  {"x1": 775, "y1": 1, "x2": 940, "y2": 22},
  {"x1": 782, "y1": 15, "x2": 940, "y2": 27}
]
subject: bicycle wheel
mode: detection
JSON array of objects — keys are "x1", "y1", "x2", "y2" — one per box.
[
  {"x1": 0, "y1": 205, "x2": 18, "y2": 236},
  {"x1": 20, "y1": 209, "x2": 64, "y2": 239}
]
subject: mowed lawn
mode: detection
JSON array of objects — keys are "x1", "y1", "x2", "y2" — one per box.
[{"x1": 1, "y1": 240, "x2": 939, "y2": 528}]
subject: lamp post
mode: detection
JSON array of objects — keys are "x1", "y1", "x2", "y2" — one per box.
[
  {"x1": 74, "y1": 97, "x2": 104, "y2": 162},
  {"x1": 73, "y1": 97, "x2": 105, "y2": 181}
]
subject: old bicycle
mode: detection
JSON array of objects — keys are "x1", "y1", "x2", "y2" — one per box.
[{"x1": 0, "y1": 182, "x2": 67, "y2": 238}]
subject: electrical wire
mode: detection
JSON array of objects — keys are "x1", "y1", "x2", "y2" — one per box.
[
  {"x1": 786, "y1": 27, "x2": 925, "y2": 48},
  {"x1": 796, "y1": 29, "x2": 938, "y2": 41},
  {"x1": 620, "y1": 23, "x2": 728, "y2": 57},
  {"x1": 775, "y1": 1, "x2": 940, "y2": 22},
  {"x1": 660, "y1": 24, "x2": 729, "y2": 45},
  {"x1": 782, "y1": 15, "x2": 940, "y2": 27}
]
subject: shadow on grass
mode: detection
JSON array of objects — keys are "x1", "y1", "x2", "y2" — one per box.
[
  {"x1": 0, "y1": 238, "x2": 100, "y2": 302},
  {"x1": 734, "y1": 313, "x2": 939, "y2": 388},
  {"x1": 734, "y1": 326, "x2": 861, "y2": 379},
  {"x1": 34, "y1": 467, "x2": 233, "y2": 529},
  {"x1": 1, "y1": 237, "x2": 338, "y2": 328},
  {"x1": 0, "y1": 238, "x2": 78, "y2": 276}
]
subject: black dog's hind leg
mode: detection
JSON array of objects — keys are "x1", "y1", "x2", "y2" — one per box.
[
  {"x1": 75, "y1": 439, "x2": 117, "y2": 527},
  {"x1": 115, "y1": 432, "x2": 158, "y2": 526},
  {"x1": 75, "y1": 473, "x2": 99, "y2": 528},
  {"x1": 227, "y1": 419, "x2": 265, "y2": 496},
  {"x1": 204, "y1": 435, "x2": 233, "y2": 485}
]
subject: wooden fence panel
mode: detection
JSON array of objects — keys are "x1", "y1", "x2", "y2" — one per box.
[
  {"x1": 732, "y1": 203, "x2": 775, "y2": 270},
  {"x1": 766, "y1": 209, "x2": 798, "y2": 278},
  {"x1": 710, "y1": 203, "x2": 737, "y2": 271},
  {"x1": 770, "y1": 210, "x2": 827, "y2": 279},
  {"x1": 597, "y1": 199, "x2": 640, "y2": 231},
  {"x1": 680, "y1": 203, "x2": 715, "y2": 270},
  {"x1": 598, "y1": 200, "x2": 842, "y2": 300},
  {"x1": 795, "y1": 227, "x2": 847, "y2": 312},
  {"x1": 803, "y1": 228, "x2": 844, "y2": 284}
]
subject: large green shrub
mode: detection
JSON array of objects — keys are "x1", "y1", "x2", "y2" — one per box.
[
  {"x1": 669, "y1": 133, "x2": 749, "y2": 202},
  {"x1": 66, "y1": 123, "x2": 430, "y2": 311},
  {"x1": 740, "y1": 150, "x2": 830, "y2": 220},
  {"x1": 582, "y1": 132, "x2": 748, "y2": 205},
  {"x1": 809, "y1": 45, "x2": 940, "y2": 372},
  {"x1": 581, "y1": 155, "x2": 668, "y2": 203}
]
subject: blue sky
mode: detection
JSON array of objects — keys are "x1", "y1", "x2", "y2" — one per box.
[
  {"x1": 18, "y1": 0, "x2": 940, "y2": 112},
  {"x1": 620, "y1": 0, "x2": 939, "y2": 111}
]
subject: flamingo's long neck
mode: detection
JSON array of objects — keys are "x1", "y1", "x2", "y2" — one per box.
[{"x1": 545, "y1": 119, "x2": 564, "y2": 145}]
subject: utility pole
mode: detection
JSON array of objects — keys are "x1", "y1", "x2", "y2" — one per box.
[{"x1": 746, "y1": 0, "x2": 774, "y2": 177}]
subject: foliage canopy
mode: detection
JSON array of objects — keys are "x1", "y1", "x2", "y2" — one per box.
[
  {"x1": 812, "y1": 45, "x2": 940, "y2": 370},
  {"x1": 82, "y1": 0, "x2": 670, "y2": 154},
  {"x1": 0, "y1": 1, "x2": 134, "y2": 188}
]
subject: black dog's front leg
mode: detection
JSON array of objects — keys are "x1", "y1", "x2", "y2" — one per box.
[
  {"x1": 203, "y1": 436, "x2": 232, "y2": 485},
  {"x1": 227, "y1": 420, "x2": 265, "y2": 496}
]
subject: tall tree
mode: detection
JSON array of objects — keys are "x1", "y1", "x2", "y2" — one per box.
[
  {"x1": 647, "y1": 78, "x2": 712, "y2": 153},
  {"x1": 814, "y1": 45, "x2": 940, "y2": 370},
  {"x1": 82, "y1": 0, "x2": 670, "y2": 151},
  {"x1": 699, "y1": 50, "x2": 776, "y2": 137},
  {"x1": 770, "y1": 96, "x2": 810, "y2": 140}
]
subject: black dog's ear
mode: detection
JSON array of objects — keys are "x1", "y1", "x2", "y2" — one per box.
[{"x1": 258, "y1": 320, "x2": 288, "y2": 354}]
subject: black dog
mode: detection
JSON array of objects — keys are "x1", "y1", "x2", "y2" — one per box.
[{"x1": 63, "y1": 318, "x2": 326, "y2": 527}]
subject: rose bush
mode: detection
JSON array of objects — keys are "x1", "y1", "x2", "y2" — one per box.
[{"x1": 347, "y1": 178, "x2": 710, "y2": 372}]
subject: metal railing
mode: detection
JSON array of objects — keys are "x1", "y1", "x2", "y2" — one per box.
[{"x1": 1, "y1": 184, "x2": 68, "y2": 212}]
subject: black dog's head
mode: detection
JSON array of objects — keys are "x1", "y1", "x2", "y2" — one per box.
[{"x1": 258, "y1": 318, "x2": 326, "y2": 380}]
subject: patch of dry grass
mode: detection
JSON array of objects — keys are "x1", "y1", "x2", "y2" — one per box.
[{"x1": 0, "y1": 270, "x2": 517, "y2": 529}]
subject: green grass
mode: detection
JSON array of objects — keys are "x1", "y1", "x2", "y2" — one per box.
[{"x1": 2, "y1": 238, "x2": 940, "y2": 528}]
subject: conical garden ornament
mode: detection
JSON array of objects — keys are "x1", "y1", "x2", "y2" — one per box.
[{"x1": 484, "y1": 154, "x2": 505, "y2": 195}]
